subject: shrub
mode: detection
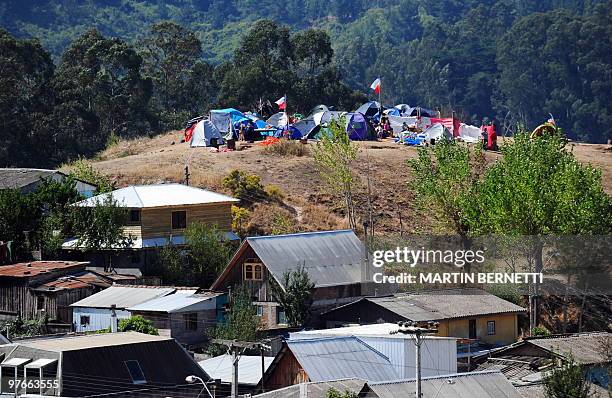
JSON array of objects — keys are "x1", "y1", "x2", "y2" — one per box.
[
  {"x1": 263, "y1": 139, "x2": 309, "y2": 157},
  {"x1": 65, "y1": 158, "x2": 114, "y2": 193},
  {"x1": 265, "y1": 184, "x2": 285, "y2": 202},
  {"x1": 118, "y1": 316, "x2": 159, "y2": 335},
  {"x1": 231, "y1": 205, "x2": 250, "y2": 237},
  {"x1": 222, "y1": 170, "x2": 268, "y2": 205},
  {"x1": 532, "y1": 326, "x2": 551, "y2": 336}
]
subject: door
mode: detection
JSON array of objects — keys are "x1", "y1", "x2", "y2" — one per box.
[{"x1": 469, "y1": 319, "x2": 477, "y2": 339}]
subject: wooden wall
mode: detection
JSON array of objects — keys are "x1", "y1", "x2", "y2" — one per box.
[
  {"x1": 139, "y1": 203, "x2": 233, "y2": 239},
  {"x1": 264, "y1": 349, "x2": 309, "y2": 391}
]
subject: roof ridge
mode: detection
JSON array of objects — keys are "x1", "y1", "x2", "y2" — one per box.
[
  {"x1": 129, "y1": 186, "x2": 144, "y2": 208},
  {"x1": 369, "y1": 370, "x2": 503, "y2": 385},
  {"x1": 247, "y1": 229, "x2": 354, "y2": 240}
]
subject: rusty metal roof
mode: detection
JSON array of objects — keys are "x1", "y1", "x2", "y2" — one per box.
[
  {"x1": 0, "y1": 261, "x2": 88, "y2": 278},
  {"x1": 36, "y1": 271, "x2": 112, "y2": 291}
]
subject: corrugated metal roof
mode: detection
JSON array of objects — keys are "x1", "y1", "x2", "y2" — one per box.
[
  {"x1": 290, "y1": 323, "x2": 456, "y2": 340},
  {"x1": 128, "y1": 292, "x2": 220, "y2": 313},
  {"x1": 70, "y1": 285, "x2": 175, "y2": 309},
  {"x1": 367, "y1": 371, "x2": 522, "y2": 398},
  {"x1": 254, "y1": 378, "x2": 366, "y2": 398},
  {"x1": 199, "y1": 355, "x2": 274, "y2": 385},
  {"x1": 247, "y1": 230, "x2": 365, "y2": 288},
  {"x1": 16, "y1": 331, "x2": 170, "y2": 352},
  {"x1": 0, "y1": 261, "x2": 87, "y2": 278},
  {"x1": 0, "y1": 168, "x2": 62, "y2": 189},
  {"x1": 287, "y1": 336, "x2": 399, "y2": 382},
  {"x1": 367, "y1": 288, "x2": 526, "y2": 321},
  {"x1": 73, "y1": 183, "x2": 238, "y2": 208},
  {"x1": 62, "y1": 231, "x2": 240, "y2": 250},
  {"x1": 525, "y1": 332, "x2": 612, "y2": 365},
  {"x1": 37, "y1": 271, "x2": 112, "y2": 290}
]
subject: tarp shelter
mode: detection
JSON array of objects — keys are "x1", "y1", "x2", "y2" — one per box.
[
  {"x1": 458, "y1": 123, "x2": 481, "y2": 143},
  {"x1": 388, "y1": 115, "x2": 418, "y2": 134},
  {"x1": 210, "y1": 108, "x2": 249, "y2": 133},
  {"x1": 345, "y1": 112, "x2": 370, "y2": 140},
  {"x1": 430, "y1": 117, "x2": 461, "y2": 137},
  {"x1": 244, "y1": 112, "x2": 267, "y2": 129},
  {"x1": 267, "y1": 112, "x2": 288, "y2": 128},
  {"x1": 189, "y1": 119, "x2": 225, "y2": 147},
  {"x1": 423, "y1": 123, "x2": 453, "y2": 142},
  {"x1": 356, "y1": 101, "x2": 382, "y2": 118}
]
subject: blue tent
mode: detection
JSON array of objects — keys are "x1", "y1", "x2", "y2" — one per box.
[
  {"x1": 275, "y1": 125, "x2": 303, "y2": 140},
  {"x1": 345, "y1": 112, "x2": 371, "y2": 140},
  {"x1": 210, "y1": 108, "x2": 250, "y2": 133}
]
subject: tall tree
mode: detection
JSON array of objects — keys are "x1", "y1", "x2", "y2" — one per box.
[
  {"x1": 140, "y1": 21, "x2": 202, "y2": 127},
  {"x1": 270, "y1": 266, "x2": 315, "y2": 327},
  {"x1": 0, "y1": 29, "x2": 54, "y2": 167}
]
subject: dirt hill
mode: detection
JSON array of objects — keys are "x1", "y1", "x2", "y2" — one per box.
[{"x1": 70, "y1": 132, "x2": 612, "y2": 236}]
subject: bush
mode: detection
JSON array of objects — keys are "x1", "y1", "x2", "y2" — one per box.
[
  {"x1": 231, "y1": 205, "x2": 250, "y2": 237},
  {"x1": 66, "y1": 158, "x2": 114, "y2": 193},
  {"x1": 263, "y1": 139, "x2": 309, "y2": 157},
  {"x1": 265, "y1": 184, "x2": 285, "y2": 202},
  {"x1": 118, "y1": 316, "x2": 158, "y2": 335},
  {"x1": 222, "y1": 170, "x2": 268, "y2": 205},
  {"x1": 532, "y1": 326, "x2": 551, "y2": 336}
]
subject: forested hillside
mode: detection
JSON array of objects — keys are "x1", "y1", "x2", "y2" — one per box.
[{"x1": 1, "y1": 0, "x2": 611, "y2": 168}]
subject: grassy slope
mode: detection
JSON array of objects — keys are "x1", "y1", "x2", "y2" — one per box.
[{"x1": 66, "y1": 132, "x2": 612, "y2": 236}]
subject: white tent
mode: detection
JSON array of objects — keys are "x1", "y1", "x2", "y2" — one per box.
[
  {"x1": 423, "y1": 123, "x2": 453, "y2": 142},
  {"x1": 190, "y1": 119, "x2": 225, "y2": 147},
  {"x1": 458, "y1": 123, "x2": 482, "y2": 143}
]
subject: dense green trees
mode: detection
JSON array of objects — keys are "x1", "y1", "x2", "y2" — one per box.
[{"x1": 0, "y1": 0, "x2": 610, "y2": 168}]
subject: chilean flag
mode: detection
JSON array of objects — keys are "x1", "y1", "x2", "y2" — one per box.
[
  {"x1": 370, "y1": 78, "x2": 381, "y2": 95},
  {"x1": 275, "y1": 95, "x2": 287, "y2": 110}
]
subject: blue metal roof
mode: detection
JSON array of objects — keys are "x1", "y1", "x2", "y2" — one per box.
[{"x1": 287, "y1": 336, "x2": 399, "y2": 382}]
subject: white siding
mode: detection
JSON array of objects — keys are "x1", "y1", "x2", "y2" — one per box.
[{"x1": 72, "y1": 307, "x2": 131, "y2": 332}]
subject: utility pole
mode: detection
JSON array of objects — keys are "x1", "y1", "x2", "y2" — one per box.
[
  {"x1": 213, "y1": 339, "x2": 271, "y2": 398},
  {"x1": 184, "y1": 165, "x2": 190, "y2": 186},
  {"x1": 393, "y1": 321, "x2": 439, "y2": 398}
]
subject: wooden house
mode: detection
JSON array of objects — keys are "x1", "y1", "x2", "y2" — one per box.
[
  {"x1": 0, "y1": 168, "x2": 97, "y2": 197},
  {"x1": 0, "y1": 261, "x2": 111, "y2": 324},
  {"x1": 320, "y1": 288, "x2": 526, "y2": 346},
  {"x1": 211, "y1": 230, "x2": 367, "y2": 330},
  {"x1": 62, "y1": 183, "x2": 239, "y2": 275}
]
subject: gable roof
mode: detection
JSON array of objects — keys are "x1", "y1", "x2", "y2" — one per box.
[
  {"x1": 73, "y1": 183, "x2": 238, "y2": 208},
  {"x1": 524, "y1": 332, "x2": 611, "y2": 365},
  {"x1": 328, "y1": 288, "x2": 525, "y2": 321},
  {"x1": 286, "y1": 336, "x2": 399, "y2": 382},
  {"x1": 212, "y1": 230, "x2": 364, "y2": 290},
  {"x1": 127, "y1": 292, "x2": 221, "y2": 313},
  {"x1": 0, "y1": 168, "x2": 96, "y2": 191},
  {"x1": 365, "y1": 371, "x2": 522, "y2": 398},
  {"x1": 199, "y1": 355, "x2": 274, "y2": 385},
  {"x1": 254, "y1": 378, "x2": 366, "y2": 398},
  {"x1": 70, "y1": 285, "x2": 176, "y2": 309}
]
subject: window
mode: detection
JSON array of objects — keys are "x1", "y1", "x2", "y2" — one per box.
[
  {"x1": 256, "y1": 306, "x2": 263, "y2": 317},
  {"x1": 487, "y1": 320, "x2": 496, "y2": 335},
  {"x1": 184, "y1": 313, "x2": 198, "y2": 331},
  {"x1": 80, "y1": 315, "x2": 90, "y2": 326},
  {"x1": 124, "y1": 360, "x2": 146, "y2": 384},
  {"x1": 171, "y1": 211, "x2": 187, "y2": 229},
  {"x1": 244, "y1": 261, "x2": 263, "y2": 280},
  {"x1": 277, "y1": 307, "x2": 287, "y2": 325},
  {"x1": 129, "y1": 209, "x2": 141, "y2": 222},
  {"x1": 36, "y1": 295, "x2": 45, "y2": 310}
]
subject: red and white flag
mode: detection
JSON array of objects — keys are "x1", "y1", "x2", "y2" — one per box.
[
  {"x1": 370, "y1": 78, "x2": 381, "y2": 95},
  {"x1": 275, "y1": 95, "x2": 287, "y2": 110}
]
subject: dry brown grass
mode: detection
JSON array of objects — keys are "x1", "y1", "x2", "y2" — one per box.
[{"x1": 263, "y1": 139, "x2": 310, "y2": 157}]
